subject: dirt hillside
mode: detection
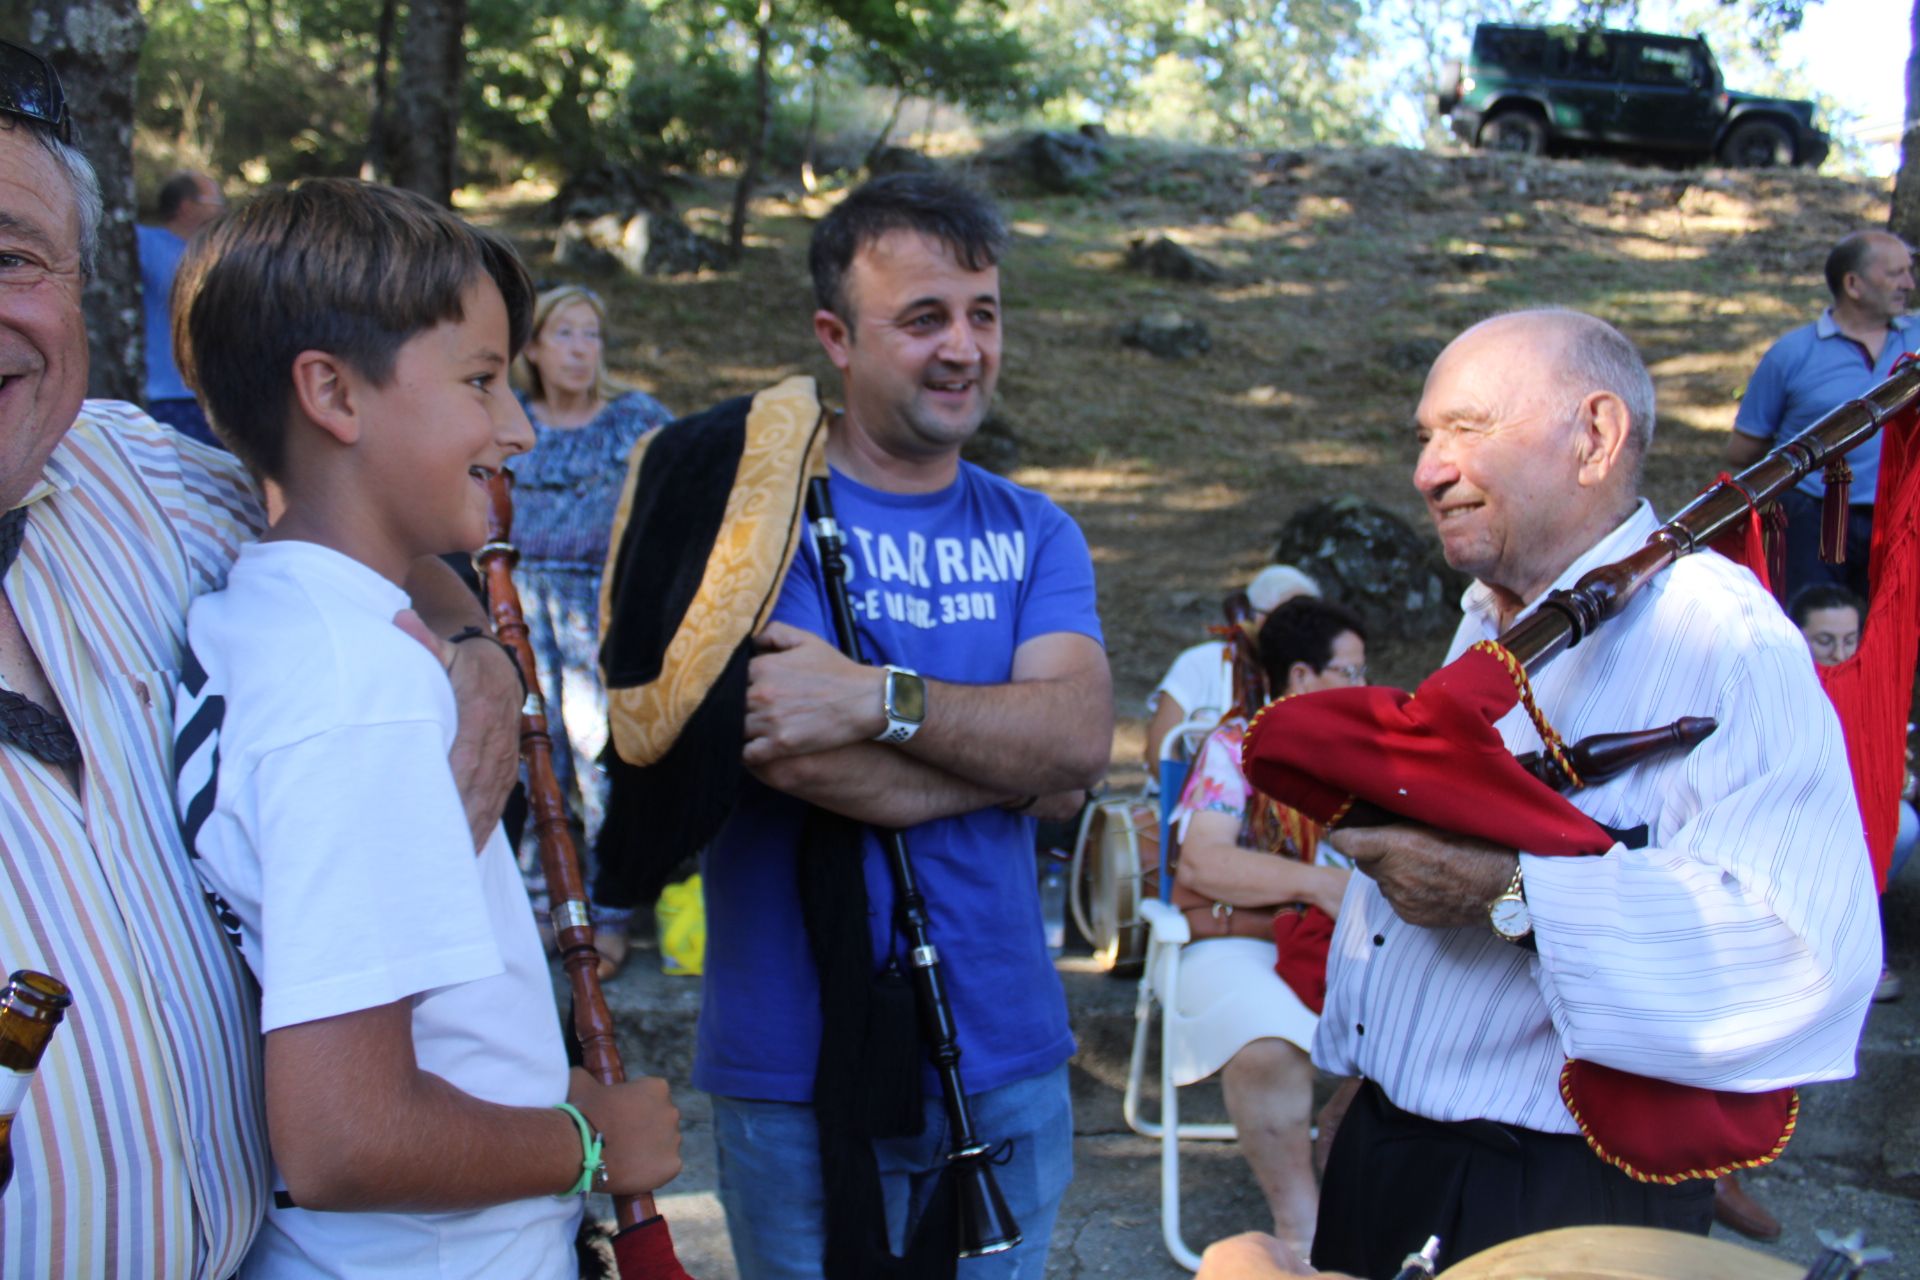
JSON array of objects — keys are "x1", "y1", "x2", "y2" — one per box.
[{"x1": 485, "y1": 141, "x2": 1891, "y2": 770}]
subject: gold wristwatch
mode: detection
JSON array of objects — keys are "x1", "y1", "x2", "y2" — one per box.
[{"x1": 1488, "y1": 858, "x2": 1532, "y2": 943}]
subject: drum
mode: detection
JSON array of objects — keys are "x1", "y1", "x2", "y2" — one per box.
[
  {"x1": 1438, "y1": 1225, "x2": 1802, "y2": 1279},
  {"x1": 1069, "y1": 796, "x2": 1158, "y2": 975}
]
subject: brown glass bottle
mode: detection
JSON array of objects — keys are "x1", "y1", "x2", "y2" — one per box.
[{"x1": 0, "y1": 970, "x2": 72, "y2": 1194}]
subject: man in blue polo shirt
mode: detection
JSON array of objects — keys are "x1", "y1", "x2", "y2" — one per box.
[
  {"x1": 1726, "y1": 229, "x2": 1918, "y2": 601},
  {"x1": 136, "y1": 170, "x2": 226, "y2": 446}
]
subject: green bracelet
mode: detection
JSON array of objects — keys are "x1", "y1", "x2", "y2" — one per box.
[{"x1": 553, "y1": 1101, "x2": 605, "y2": 1198}]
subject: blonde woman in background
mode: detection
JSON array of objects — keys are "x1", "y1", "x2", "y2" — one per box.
[{"x1": 512, "y1": 284, "x2": 674, "y2": 977}]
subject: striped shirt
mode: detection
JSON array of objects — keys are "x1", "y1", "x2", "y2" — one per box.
[
  {"x1": 0, "y1": 402, "x2": 268, "y2": 1277},
  {"x1": 1313, "y1": 501, "x2": 1882, "y2": 1133}
]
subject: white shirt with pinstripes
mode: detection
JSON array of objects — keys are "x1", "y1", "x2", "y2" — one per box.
[
  {"x1": 0, "y1": 401, "x2": 269, "y2": 1277},
  {"x1": 1312, "y1": 500, "x2": 1882, "y2": 1133}
]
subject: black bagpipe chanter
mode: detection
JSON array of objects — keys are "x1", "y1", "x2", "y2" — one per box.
[
  {"x1": 478, "y1": 471, "x2": 695, "y2": 1280},
  {"x1": 1241, "y1": 358, "x2": 1920, "y2": 1185}
]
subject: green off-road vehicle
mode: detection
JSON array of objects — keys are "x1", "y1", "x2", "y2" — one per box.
[{"x1": 1437, "y1": 23, "x2": 1829, "y2": 168}]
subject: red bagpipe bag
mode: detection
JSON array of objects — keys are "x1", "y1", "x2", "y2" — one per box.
[{"x1": 1241, "y1": 642, "x2": 1797, "y2": 1183}]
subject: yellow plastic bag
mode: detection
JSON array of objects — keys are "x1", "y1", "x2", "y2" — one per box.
[{"x1": 655, "y1": 873, "x2": 705, "y2": 976}]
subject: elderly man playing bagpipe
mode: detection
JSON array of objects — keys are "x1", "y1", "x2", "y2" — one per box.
[{"x1": 1246, "y1": 310, "x2": 1881, "y2": 1279}]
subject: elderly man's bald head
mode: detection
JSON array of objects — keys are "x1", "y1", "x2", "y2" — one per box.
[
  {"x1": 1414, "y1": 309, "x2": 1651, "y2": 621},
  {"x1": 1460, "y1": 309, "x2": 1656, "y2": 463}
]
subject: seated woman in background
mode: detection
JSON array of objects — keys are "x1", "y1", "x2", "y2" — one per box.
[
  {"x1": 1166, "y1": 596, "x2": 1364, "y2": 1258},
  {"x1": 512, "y1": 284, "x2": 675, "y2": 977}
]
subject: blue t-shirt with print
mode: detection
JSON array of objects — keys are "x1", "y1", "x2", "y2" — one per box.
[{"x1": 694, "y1": 461, "x2": 1104, "y2": 1103}]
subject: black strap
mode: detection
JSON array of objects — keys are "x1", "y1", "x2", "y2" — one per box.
[{"x1": 0, "y1": 507, "x2": 80, "y2": 767}]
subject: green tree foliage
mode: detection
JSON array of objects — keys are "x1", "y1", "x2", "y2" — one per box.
[
  {"x1": 140, "y1": 0, "x2": 391, "y2": 182},
  {"x1": 131, "y1": 0, "x2": 1848, "y2": 193},
  {"x1": 1006, "y1": 0, "x2": 1387, "y2": 145}
]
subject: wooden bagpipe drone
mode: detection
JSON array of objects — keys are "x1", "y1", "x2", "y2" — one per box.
[{"x1": 479, "y1": 471, "x2": 695, "y2": 1280}]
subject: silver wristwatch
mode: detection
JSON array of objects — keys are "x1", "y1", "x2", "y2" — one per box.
[{"x1": 873, "y1": 664, "x2": 926, "y2": 744}]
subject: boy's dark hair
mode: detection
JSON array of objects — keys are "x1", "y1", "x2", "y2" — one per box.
[
  {"x1": 172, "y1": 178, "x2": 534, "y2": 481},
  {"x1": 1787, "y1": 582, "x2": 1867, "y2": 627},
  {"x1": 808, "y1": 172, "x2": 1007, "y2": 321},
  {"x1": 1257, "y1": 596, "x2": 1366, "y2": 689},
  {"x1": 156, "y1": 171, "x2": 203, "y2": 221}
]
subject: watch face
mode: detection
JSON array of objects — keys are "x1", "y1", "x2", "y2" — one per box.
[
  {"x1": 1490, "y1": 895, "x2": 1531, "y2": 939},
  {"x1": 890, "y1": 671, "x2": 927, "y2": 723}
]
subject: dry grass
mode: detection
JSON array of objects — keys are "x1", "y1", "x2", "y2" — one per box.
[{"x1": 484, "y1": 141, "x2": 1891, "y2": 749}]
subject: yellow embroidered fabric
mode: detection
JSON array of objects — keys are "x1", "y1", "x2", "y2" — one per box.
[{"x1": 600, "y1": 375, "x2": 829, "y2": 765}]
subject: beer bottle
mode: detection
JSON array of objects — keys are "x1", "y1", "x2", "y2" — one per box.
[{"x1": 0, "y1": 970, "x2": 72, "y2": 1194}]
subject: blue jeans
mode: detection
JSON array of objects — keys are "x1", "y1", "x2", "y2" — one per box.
[
  {"x1": 1892, "y1": 800, "x2": 1917, "y2": 884},
  {"x1": 712, "y1": 1064, "x2": 1072, "y2": 1279}
]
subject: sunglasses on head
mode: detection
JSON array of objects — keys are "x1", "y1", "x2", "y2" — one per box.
[{"x1": 0, "y1": 40, "x2": 71, "y2": 145}]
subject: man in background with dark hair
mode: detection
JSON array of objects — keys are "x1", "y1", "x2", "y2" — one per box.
[
  {"x1": 695, "y1": 172, "x2": 1112, "y2": 1277},
  {"x1": 1726, "y1": 229, "x2": 1918, "y2": 601},
  {"x1": 137, "y1": 169, "x2": 225, "y2": 445}
]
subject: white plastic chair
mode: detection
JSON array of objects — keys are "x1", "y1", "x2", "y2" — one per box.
[{"x1": 1121, "y1": 715, "x2": 1237, "y2": 1271}]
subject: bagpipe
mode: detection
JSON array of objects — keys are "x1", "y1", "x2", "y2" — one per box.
[
  {"x1": 479, "y1": 472, "x2": 694, "y2": 1280},
  {"x1": 1241, "y1": 357, "x2": 1920, "y2": 1184}
]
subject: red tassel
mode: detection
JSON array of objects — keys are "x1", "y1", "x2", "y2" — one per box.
[
  {"x1": 1764, "y1": 503, "x2": 1789, "y2": 603},
  {"x1": 1820, "y1": 459, "x2": 1852, "y2": 564}
]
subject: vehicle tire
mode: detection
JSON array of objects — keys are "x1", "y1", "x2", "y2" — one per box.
[
  {"x1": 1719, "y1": 118, "x2": 1794, "y2": 169},
  {"x1": 1435, "y1": 60, "x2": 1464, "y2": 115},
  {"x1": 1477, "y1": 108, "x2": 1547, "y2": 156}
]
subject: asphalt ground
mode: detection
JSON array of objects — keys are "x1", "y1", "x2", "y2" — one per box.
[{"x1": 578, "y1": 863, "x2": 1920, "y2": 1277}]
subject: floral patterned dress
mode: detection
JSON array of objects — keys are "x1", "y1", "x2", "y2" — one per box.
[{"x1": 513, "y1": 389, "x2": 673, "y2": 920}]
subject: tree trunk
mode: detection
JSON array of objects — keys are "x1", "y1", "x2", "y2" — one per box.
[
  {"x1": 362, "y1": 0, "x2": 401, "y2": 181},
  {"x1": 390, "y1": 0, "x2": 468, "y2": 205},
  {"x1": 800, "y1": 70, "x2": 821, "y2": 195},
  {"x1": 2, "y1": 0, "x2": 145, "y2": 402},
  {"x1": 727, "y1": 0, "x2": 775, "y2": 255},
  {"x1": 1891, "y1": 0, "x2": 1920, "y2": 244},
  {"x1": 863, "y1": 88, "x2": 909, "y2": 170}
]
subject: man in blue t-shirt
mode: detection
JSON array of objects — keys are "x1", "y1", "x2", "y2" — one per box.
[
  {"x1": 136, "y1": 170, "x2": 226, "y2": 447},
  {"x1": 698, "y1": 174, "x2": 1112, "y2": 1278},
  {"x1": 1726, "y1": 229, "x2": 1918, "y2": 602}
]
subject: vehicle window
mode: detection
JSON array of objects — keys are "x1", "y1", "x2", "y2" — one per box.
[
  {"x1": 1548, "y1": 29, "x2": 1615, "y2": 81},
  {"x1": 1476, "y1": 27, "x2": 1548, "y2": 74},
  {"x1": 1625, "y1": 39, "x2": 1696, "y2": 86}
]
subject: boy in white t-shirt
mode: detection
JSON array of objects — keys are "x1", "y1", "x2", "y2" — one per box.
[{"x1": 168, "y1": 178, "x2": 681, "y2": 1278}]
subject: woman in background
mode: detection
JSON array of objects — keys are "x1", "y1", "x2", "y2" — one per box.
[
  {"x1": 1168, "y1": 596, "x2": 1364, "y2": 1258},
  {"x1": 512, "y1": 285, "x2": 674, "y2": 977}
]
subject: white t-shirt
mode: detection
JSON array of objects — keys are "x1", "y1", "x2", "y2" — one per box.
[
  {"x1": 175, "y1": 541, "x2": 576, "y2": 1279},
  {"x1": 1148, "y1": 639, "x2": 1234, "y2": 727}
]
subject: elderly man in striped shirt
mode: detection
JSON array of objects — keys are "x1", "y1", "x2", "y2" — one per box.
[
  {"x1": 0, "y1": 44, "x2": 521, "y2": 1277},
  {"x1": 1305, "y1": 310, "x2": 1881, "y2": 1278}
]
